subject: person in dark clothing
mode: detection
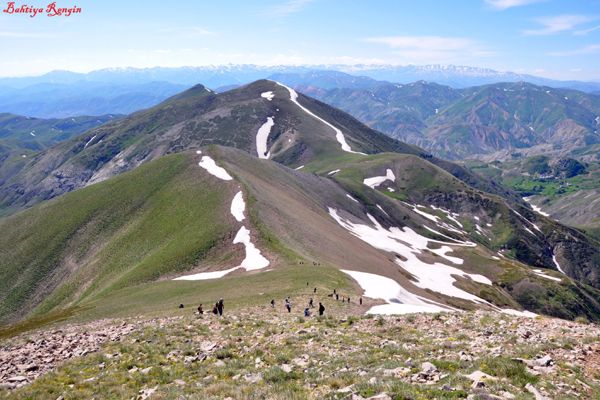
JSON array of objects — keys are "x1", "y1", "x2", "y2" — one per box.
[
  {"x1": 313, "y1": 287, "x2": 317, "y2": 294},
  {"x1": 335, "y1": 293, "x2": 339, "y2": 301},
  {"x1": 347, "y1": 297, "x2": 351, "y2": 303},
  {"x1": 359, "y1": 297, "x2": 363, "y2": 305},
  {"x1": 197, "y1": 304, "x2": 204, "y2": 315},
  {"x1": 212, "y1": 304, "x2": 218, "y2": 315},
  {"x1": 179, "y1": 304, "x2": 184, "y2": 309},
  {"x1": 318, "y1": 302, "x2": 325, "y2": 316},
  {"x1": 333, "y1": 289, "x2": 336, "y2": 294},
  {"x1": 217, "y1": 298, "x2": 224, "y2": 316},
  {"x1": 270, "y1": 299, "x2": 275, "y2": 308},
  {"x1": 309, "y1": 298, "x2": 314, "y2": 308},
  {"x1": 304, "y1": 307, "x2": 311, "y2": 317},
  {"x1": 285, "y1": 298, "x2": 292, "y2": 313},
  {"x1": 342, "y1": 297, "x2": 345, "y2": 303}
]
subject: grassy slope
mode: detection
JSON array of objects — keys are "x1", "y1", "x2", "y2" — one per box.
[{"x1": 0, "y1": 152, "x2": 237, "y2": 324}]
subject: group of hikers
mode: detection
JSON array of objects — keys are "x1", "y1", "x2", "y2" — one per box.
[
  {"x1": 185, "y1": 283, "x2": 364, "y2": 318},
  {"x1": 190, "y1": 298, "x2": 224, "y2": 317},
  {"x1": 271, "y1": 297, "x2": 326, "y2": 317}
]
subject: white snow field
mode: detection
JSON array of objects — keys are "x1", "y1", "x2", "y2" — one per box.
[
  {"x1": 233, "y1": 226, "x2": 270, "y2": 271},
  {"x1": 230, "y1": 191, "x2": 246, "y2": 222},
  {"x1": 261, "y1": 91, "x2": 274, "y2": 101},
  {"x1": 363, "y1": 169, "x2": 395, "y2": 189},
  {"x1": 341, "y1": 269, "x2": 450, "y2": 315},
  {"x1": 198, "y1": 156, "x2": 233, "y2": 181},
  {"x1": 329, "y1": 208, "x2": 491, "y2": 303},
  {"x1": 274, "y1": 81, "x2": 366, "y2": 155},
  {"x1": 533, "y1": 269, "x2": 562, "y2": 282},
  {"x1": 256, "y1": 116, "x2": 275, "y2": 159}
]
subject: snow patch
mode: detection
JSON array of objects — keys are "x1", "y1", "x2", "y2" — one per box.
[
  {"x1": 329, "y1": 208, "x2": 489, "y2": 303},
  {"x1": 328, "y1": 169, "x2": 341, "y2": 175},
  {"x1": 341, "y1": 270, "x2": 450, "y2": 315},
  {"x1": 552, "y1": 253, "x2": 566, "y2": 274},
  {"x1": 346, "y1": 194, "x2": 359, "y2": 203},
  {"x1": 198, "y1": 156, "x2": 233, "y2": 181},
  {"x1": 233, "y1": 226, "x2": 270, "y2": 271},
  {"x1": 83, "y1": 135, "x2": 97, "y2": 149},
  {"x1": 500, "y1": 309, "x2": 538, "y2": 318},
  {"x1": 295, "y1": 165, "x2": 304, "y2": 170},
  {"x1": 230, "y1": 191, "x2": 246, "y2": 222},
  {"x1": 363, "y1": 169, "x2": 395, "y2": 189},
  {"x1": 523, "y1": 197, "x2": 550, "y2": 217},
  {"x1": 261, "y1": 91, "x2": 274, "y2": 101},
  {"x1": 274, "y1": 81, "x2": 366, "y2": 155},
  {"x1": 532, "y1": 269, "x2": 562, "y2": 282},
  {"x1": 376, "y1": 204, "x2": 389, "y2": 217},
  {"x1": 256, "y1": 116, "x2": 275, "y2": 159},
  {"x1": 173, "y1": 267, "x2": 239, "y2": 281}
]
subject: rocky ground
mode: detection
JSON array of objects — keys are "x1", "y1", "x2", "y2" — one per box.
[{"x1": 0, "y1": 300, "x2": 599, "y2": 399}]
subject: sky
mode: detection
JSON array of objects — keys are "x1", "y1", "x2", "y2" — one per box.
[{"x1": 0, "y1": 0, "x2": 599, "y2": 80}]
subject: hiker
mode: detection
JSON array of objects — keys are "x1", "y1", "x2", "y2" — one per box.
[
  {"x1": 285, "y1": 298, "x2": 292, "y2": 313},
  {"x1": 270, "y1": 299, "x2": 275, "y2": 308},
  {"x1": 179, "y1": 303, "x2": 184, "y2": 309},
  {"x1": 212, "y1": 304, "x2": 218, "y2": 315},
  {"x1": 197, "y1": 304, "x2": 204, "y2": 315},
  {"x1": 333, "y1": 289, "x2": 337, "y2": 295},
  {"x1": 217, "y1": 298, "x2": 224, "y2": 316},
  {"x1": 348, "y1": 297, "x2": 351, "y2": 303},
  {"x1": 342, "y1": 297, "x2": 345, "y2": 303},
  {"x1": 307, "y1": 282, "x2": 309, "y2": 286},
  {"x1": 335, "y1": 293, "x2": 339, "y2": 301},
  {"x1": 318, "y1": 302, "x2": 325, "y2": 316},
  {"x1": 304, "y1": 307, "x2": 311, "y2": 317},
  {"x1": 313, "y1": 287, "x2": 317, "y2": 294},
  {"x1": 359, "y1": 297, "x2": 363, "y2": 305},
  {"x1": 309, "y1": 298, "x2": 314, "y2": 308}
]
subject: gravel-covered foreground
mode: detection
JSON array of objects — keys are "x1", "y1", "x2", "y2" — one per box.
[{"x1": 0, "y1": 304, "x2": 599, "y2": 399}]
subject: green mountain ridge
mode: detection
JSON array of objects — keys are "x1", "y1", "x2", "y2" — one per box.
[{"x1": 1, "y1": 80, "x2": 599, "y2": 328}]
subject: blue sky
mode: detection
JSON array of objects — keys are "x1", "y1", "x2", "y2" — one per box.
[{"x1": 1, "y1": 0, "x2": 599, "y2": 80}]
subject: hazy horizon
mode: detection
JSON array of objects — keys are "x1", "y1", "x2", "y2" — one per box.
[{"x1": 1, "y1": 0, "x2": 599, "y2": 80}]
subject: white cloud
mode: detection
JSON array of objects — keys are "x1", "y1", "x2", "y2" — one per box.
[
  {"x1": 574, "y1": 24, "x2": 600, "y2": 36},
  {"x1": 363, "y1": 36, "x2": 493, "y2": 64},
  {"x1": 485, "y1": 0, "x2": 544, "y2": 10},
  {"x1": 524, "y1": 14, "x2": 598, "y2": 36},
  {"x1": 265, "y1": 0, "x2": 314, "y2": 17},
  {"x1": 548, "y1": 44, "x2": 600, "y2": 56}
]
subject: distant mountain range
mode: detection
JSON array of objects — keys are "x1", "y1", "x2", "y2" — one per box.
[
  {"x1": 2, "y1": 64, "x2": 599, "y2": 91},
  {"x1": 0, "y1": 64, "x2": 599, "y2": 119}
]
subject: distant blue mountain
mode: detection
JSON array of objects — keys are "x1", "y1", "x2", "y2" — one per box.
[{"x1": 0, "y1": 65, "x2": 598, "y2": 118}]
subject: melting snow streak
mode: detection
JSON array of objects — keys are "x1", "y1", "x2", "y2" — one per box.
[
  {"x1": 274, "y1": 81, "x2": 365, "y2": 155},
  {"x1": 256, "y1": 116, "x2": 275, "y2": 159}
]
